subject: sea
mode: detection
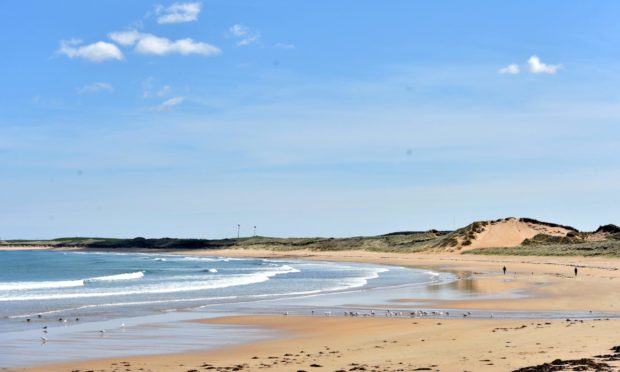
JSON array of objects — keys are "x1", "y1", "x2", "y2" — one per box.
[{"x1": 0, "y1": 250, "x2": 455, "y2": 324}]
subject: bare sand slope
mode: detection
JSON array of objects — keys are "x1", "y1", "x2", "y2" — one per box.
[{"x1": 464, "y1": 218, "x2": 574, "y2": 250}]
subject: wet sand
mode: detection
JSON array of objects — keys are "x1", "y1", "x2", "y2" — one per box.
[
  {"x1": 15, "y1": 249, "x2": 620, "y2": 371},
  {"x1": 26, "y1": 316, "x2": 620, "y2": 372}
]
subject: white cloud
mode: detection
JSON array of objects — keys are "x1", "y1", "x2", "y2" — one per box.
[
  {"x1": 109, "y1": 30, "x2": 220, "y2": 56},
  {"x1": 154, "y1": 96, "x2": 184, "y2": 111},
  {"x1": 156, "y1": 2, "x2": 202, "y2": 24},
  {"x1": 229, "y1": 24, "x2": 248, "y2": 37},
  {"x1": 274, "y1": 42, "x2": 295, "y2": 50},
  {"x1": 229, "y1": 24, "x2": 260, "y2": 46},
  {"x1": 77, "y1": 82, "x2": 114, "y2": 94},
  {"x1": 142, "y1": 77, "x2": 171, "y2": 98},
  {"x1": 528, "y1": 55, "x2": 561, "y2": 74},
  {"x1": 498, "y1": 64, "x2": 519, "y2": 75},
  {"x1": 157, "y1": 85, "x2": 171, "y2": 97},
  {"x1": 137, "y1": 34, "x2": 219, "y2": 55},
  {"x1": 109, "y1": 30, "x2": 142, "y2": 46},
  {"x1": 57, "y1": 39, "x2": 123, "y2": 62}
]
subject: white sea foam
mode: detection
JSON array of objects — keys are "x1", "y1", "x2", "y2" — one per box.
[
  {"x1": 0, "y1": 280, "x2": 84, "y2": 291},
  {"x1": 180, "y1": 256, "x2": 233, "y2": 262},
  {"x1": 327, "y1": 268, "x2": 389, "y2": 291},
  {"x1": 0, "y1": 271, "x2": 144, "y2": 292},
  {"x1": 0, "y1": 265, "x2": 299, "y2": 301},
  {"x1": 85, "y1": 271, "x2": 144, "y2": 282}
]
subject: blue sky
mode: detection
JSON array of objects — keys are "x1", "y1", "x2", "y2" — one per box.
[{"x1": 1, "y1": 1, "x2": 619, "y2": 239}]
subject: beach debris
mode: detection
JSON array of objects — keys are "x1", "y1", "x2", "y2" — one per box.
[{"x1": 513, "y1": 358, "x2": 613, "y2": 371}]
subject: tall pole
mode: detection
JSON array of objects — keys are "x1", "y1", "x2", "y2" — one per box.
[
  {"x1": 253, "y1": 225, "x2": 256, "y2": 237},
  {"x1": 237, "y1": 224, "x2": 240, "y2": 239}
]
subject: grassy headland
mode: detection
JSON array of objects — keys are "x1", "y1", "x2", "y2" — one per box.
[{"x1": 2, "y1": 218, "x2": 618, "y2": 257}]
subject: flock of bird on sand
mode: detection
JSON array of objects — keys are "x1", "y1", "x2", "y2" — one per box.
[{"x1": 28, "y1": 307, "x2": 481, "y2": 345}]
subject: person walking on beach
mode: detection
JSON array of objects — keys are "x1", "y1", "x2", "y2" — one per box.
[
  {"x1": 503, "y1": 266, "x2": 506, "y2": 275},
  {"x1": 574, "y1": 267, "x2": 578, "y2": 277}
]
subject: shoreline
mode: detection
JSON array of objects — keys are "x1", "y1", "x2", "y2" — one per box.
[
  {"x1": 6, "y1": 248, "x2": 620, "y2": 371},
  {"x1": 177, "y1": 249, "x2": 620, "y2": 312}
]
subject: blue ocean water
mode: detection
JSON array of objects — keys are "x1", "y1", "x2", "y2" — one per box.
[{"x1": 0, "y1": 250, "x2": 449, "y2": 331}]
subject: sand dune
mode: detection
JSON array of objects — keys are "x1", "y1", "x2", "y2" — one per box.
[{"x1": 464, "y1": 217, "x2": 575, "y2": 250}]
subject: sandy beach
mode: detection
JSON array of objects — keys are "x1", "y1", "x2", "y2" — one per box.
[{"x1": 14, "y1": 248, "x2": 620, "y2": 372}]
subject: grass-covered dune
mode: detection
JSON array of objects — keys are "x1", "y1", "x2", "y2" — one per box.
[{"x1": 2, "y1": 218, "x2": 619, "y2": 257}]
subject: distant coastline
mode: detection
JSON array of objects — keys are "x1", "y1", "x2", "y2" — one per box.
[{"x1": 3, "y1": 217, "x2": 619, "y2": 257}]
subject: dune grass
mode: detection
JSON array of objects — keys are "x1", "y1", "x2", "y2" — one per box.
[{"x1": 463, "y1": 240, "x2": 620, "y2": 257}]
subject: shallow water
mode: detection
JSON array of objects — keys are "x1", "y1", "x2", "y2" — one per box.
[{"x1": 0, "y1": 250, "x2": 450, "y2": 331}]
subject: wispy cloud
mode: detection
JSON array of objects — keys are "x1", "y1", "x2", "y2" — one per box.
[
  {"x1": 77, "y1": 82, "x2": 114, "y2": 94},
  {"x1": 154, "y1": 96, "x2": 184, "y2": 111},
  {"x1": 142, "y1": 77, "x2": 171, "y2": 98},
  {"x1": 109, "y1": 30, "x2": 220, "y2": 56},
  {"x1": 108, "y1": 30, "x2": 142, "y2": 46},
  {"x1": 498, "y1": 64, "x2": 519, "y2": 75},
  {"x1": 156, "y1": 2, "x2": 202, "y2": 24},
  {"x1": 274, "y1": 42, "x2": 295, "y2": 50},
  {"x1": 528, "y1": 55, "x2": 562, "y2": 74},
  {"x1": 229, "y1": 24, "x2": 260, "y2": 46},
  {"x1": 57, "y1": 39, "x2": 123, "y2": 62}
]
